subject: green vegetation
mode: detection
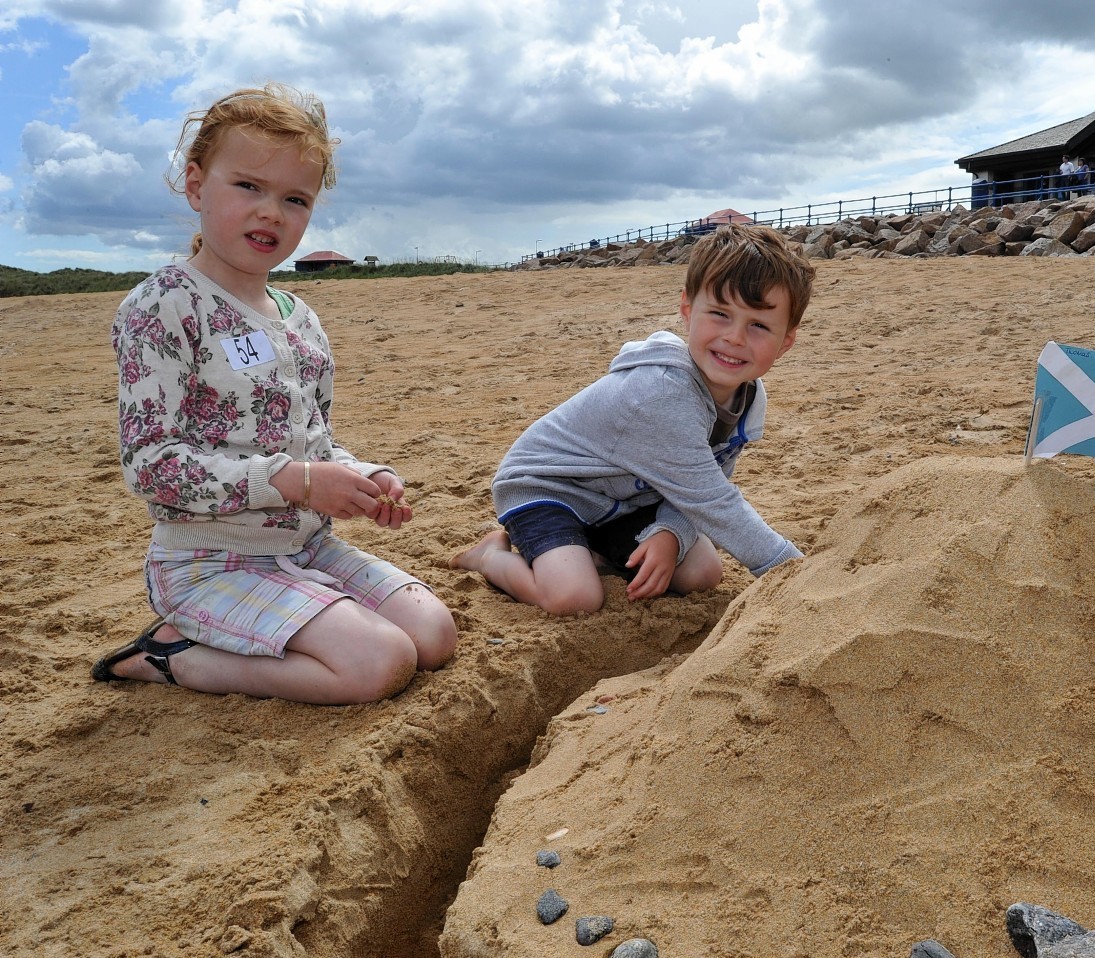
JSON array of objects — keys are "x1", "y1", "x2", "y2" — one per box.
[
  {"x1": 0, "y1": 265, "x2": 151, "y2": 298},
  {"x1": 272, "y1": 261, "x2": 495, "y2": 284},
  {"x1": 0, "y1": 260, "x2": 497, "y2": 298}
]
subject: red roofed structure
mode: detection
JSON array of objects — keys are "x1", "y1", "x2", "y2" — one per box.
[
  {"x1": 682, "y1": 207, "x2": 754, "y2": 235},
  {"x1": 293, "y1": 250, "x2": 355, "y2": 272},
  {"x1": 703, "y1": 207, "x2": 753, "y2": 224}
]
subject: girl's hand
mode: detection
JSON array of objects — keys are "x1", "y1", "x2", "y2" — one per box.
[
  {"x1": 363, "y1": 469, "x2": 413, "y2": 529},
  {"x1": 274, "y1": 463, "x2": 413, "y2": 527},
  {"x1": 307, "y1": 462, "x2": 387, "y2": 520}
]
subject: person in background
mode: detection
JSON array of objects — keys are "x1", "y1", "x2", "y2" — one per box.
[
  {"x1": 1075, "y1": 157, "x2": 1091, "y2": 193},
  {"x1": 1059, "y1": 154, "x2": 1077, "y2": 197}
]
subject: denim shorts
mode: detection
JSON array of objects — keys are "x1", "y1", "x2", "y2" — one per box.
[{"x1": 502, "y1": 502, "x2": 660, "y2": 577}]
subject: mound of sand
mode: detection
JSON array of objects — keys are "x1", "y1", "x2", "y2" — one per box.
[
  {"x1": 1, "y1": 258, "x2": 1093, "y2": 958},
  {"x1": 440, "y1": 455, "x2": 1095, "y2": 957}
]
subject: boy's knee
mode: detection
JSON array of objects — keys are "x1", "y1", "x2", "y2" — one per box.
[
  {"x1": 693, "y1": 553, "x2": 725, "y2": 591},
  {"x1": 541, "y1": 581, "x2": 604, "y2": 616},
  {"x1": 675, "y1": 547, "x2": 724, "y2": 594}
]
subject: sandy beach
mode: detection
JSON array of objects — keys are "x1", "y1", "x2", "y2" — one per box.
[{"x1": 2, "y1": 257, "x2": 1094, "y2": 958}]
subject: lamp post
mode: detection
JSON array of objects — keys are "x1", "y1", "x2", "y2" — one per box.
[
  {"x1": 535, "y1": 238, "x2": 542, "y2": 256},
  {"x1": 474, "y1": 249, "x2": 481, "y2": 265},
  {"x1": 414, "y1": 246, "x2": 419, "y2": 263}
]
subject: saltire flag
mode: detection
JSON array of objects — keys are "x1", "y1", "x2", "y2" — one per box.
[{"x1": 1025, "y1": 340, "x2": 1095, "y2": 461}]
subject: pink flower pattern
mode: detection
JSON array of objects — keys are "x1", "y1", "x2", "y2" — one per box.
[{"x1": 113, "y1": 267, "x2": 338, "y2": 526}]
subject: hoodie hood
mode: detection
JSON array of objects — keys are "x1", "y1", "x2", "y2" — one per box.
[
  {"x1": 609, "y1": 330, "x2": 768, "y2": 444},
  {"x1": 610, "y1": 330, "x2": 697, "y2": 377}
]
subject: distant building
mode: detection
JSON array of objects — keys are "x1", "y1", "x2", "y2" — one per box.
[
  {"x1": 955, "y1": 111, "x2": 1095, "y2": 202},
  {"x1": 681, "y1": 207, "x2": 754, "y2": 235},
  {"x1": 293, "y1": 250, "x2": 355, "y2": 272}
]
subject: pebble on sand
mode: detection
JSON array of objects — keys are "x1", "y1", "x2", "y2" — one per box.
[
  {"x1": 536, "y1": 889, "x2": 569, "y2": 925},
  {"x1": 576, "y1": 915, "x2": 615, "y2": 945},
  {"x1": 535, "y1": 850, "x2": 561, "y2": 868},
  {"x1": 611, "y1": 938, "x2": 659, "y2": 958},
  {"x1": 909, "y1": 940, "x2": 956, "y2": 958}
]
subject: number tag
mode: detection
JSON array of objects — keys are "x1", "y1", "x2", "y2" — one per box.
[{"x1": 220, "y1": 331, "x2": 276, "y2": 370}]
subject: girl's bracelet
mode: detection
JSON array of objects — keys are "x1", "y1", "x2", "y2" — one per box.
[{"x1": 301, "y1": 461, "x2": 311, "y2": 511}]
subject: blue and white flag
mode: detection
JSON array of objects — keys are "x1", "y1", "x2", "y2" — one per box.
[{"x1": 1027, "y1": 340, "x2": 1095, "y2": 459}]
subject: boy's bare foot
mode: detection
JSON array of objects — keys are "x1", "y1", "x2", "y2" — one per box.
[{"x1": 449, "y1": 529, "x2": 512, "y2": 571}]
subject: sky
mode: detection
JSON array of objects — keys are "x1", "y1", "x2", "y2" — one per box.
[{"x1": 3, "y1": 0, "x2": 1095, "y2": 273}]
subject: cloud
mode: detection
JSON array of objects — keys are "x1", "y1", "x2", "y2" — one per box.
[
  {"x1": 6, "y1": 0, "x2": 1095, "y2": 270},
  {"x1": 20, "y1": 121, "x2": 174, "y2": 245}
]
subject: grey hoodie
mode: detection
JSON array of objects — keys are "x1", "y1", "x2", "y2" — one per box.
[{"x1": 491, "y1": 330, "x2": 802, "y2": 576}]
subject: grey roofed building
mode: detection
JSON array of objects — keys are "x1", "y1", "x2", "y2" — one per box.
[{"x1": 955, "y1": 111, "x2": 1095, "y2": 191}]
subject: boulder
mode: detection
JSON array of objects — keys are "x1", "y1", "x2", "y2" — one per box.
[{"x1": 513, "y1": 196, "x2": 1090, "y2": 271}]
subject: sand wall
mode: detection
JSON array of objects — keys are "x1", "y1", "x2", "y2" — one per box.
[{"x1": 1, "y1": 259, "x2": 1093, "y2": 957}]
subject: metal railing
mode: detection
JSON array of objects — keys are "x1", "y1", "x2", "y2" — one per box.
[{"x1": 521, "y1": 173, "x2": 1088, "y2": 262}]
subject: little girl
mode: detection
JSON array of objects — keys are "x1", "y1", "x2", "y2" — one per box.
[{"x1": 92, "y1": 83, "x2": 457, "y2": 704}]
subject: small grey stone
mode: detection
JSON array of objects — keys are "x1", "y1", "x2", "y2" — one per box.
[
  {"x1": 910, "y1": 941, "x2": 956, "y2": 958},
  {"x1": 536, "y1": 889, "x2": 568, "y2": 925},
  {"x1": 1007, "y1": 903, "x2": 1090, "y2": 958},
  {"x1": 586, "y1": 704, "x2": 609, "y2": 714},
  {"x1": 611, "y1": 938, "x2": 658, "y2": 958},
  {"x1": 1040, "y1": 933, "x2": 1095, "y2": 958},
  {"x1": 536, "y1": 850, "x2": 561, "y2": 868},
  {"x1": 576, "y1": 915, "x2": 615, "y2": 945}
]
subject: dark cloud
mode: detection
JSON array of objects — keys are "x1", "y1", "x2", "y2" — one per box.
[{"x1": 5, "y1": 0, "x2": 1095, "y2": 269}]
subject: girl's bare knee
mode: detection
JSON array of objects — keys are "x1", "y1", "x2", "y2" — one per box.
[
  {"x1": 368, "y1": 645, "x2": 418, "y2": 701},
  {"x1": 379, "y1": 585, "x2": 458, "y2": 672},
  {"x1": 413, "y1": 601, "x2": 458, "y2": 672},
  {"x1": 343, "y1": 628, "x2": 418, "y2": 703}
]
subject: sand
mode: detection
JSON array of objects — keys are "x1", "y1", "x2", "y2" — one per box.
[{"x1": 1, "y1": 258, "x2": 1093, "y2": 958}]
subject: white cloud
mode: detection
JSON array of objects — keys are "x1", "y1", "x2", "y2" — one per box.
[{"x1": 4, "y1": 0, "x2": 1095, "y2": 270}]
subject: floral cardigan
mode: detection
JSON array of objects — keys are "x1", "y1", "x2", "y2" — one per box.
[{"x1": 112, "y1": 264, "x2": 386, "y2": 556}]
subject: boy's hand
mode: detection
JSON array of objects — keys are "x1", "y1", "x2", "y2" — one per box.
[{"x1": 624, "y1": 530, "x2": 679, "y2": 600}]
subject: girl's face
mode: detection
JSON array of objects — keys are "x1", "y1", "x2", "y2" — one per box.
[{"x1": 184, "y1": 127, "x2": 324, "y2": 294}]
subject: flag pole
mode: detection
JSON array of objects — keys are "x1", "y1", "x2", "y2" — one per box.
[{"x1": 1023, "y1": 396, "x2": 1044, "y2": 467}]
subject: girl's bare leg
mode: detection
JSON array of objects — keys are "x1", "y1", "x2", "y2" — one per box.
[
  {"x1": 373, "y1": 582, "x2": 458, "y2": 671},
  {"x1": 451, "y1": 530, "x2": 603, "y2": 615},
  {"x1": 107, "y1": 598, "x2": 424, "y2": 704}
]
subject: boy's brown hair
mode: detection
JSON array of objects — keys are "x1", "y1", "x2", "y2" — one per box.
[{"x1": 684, "y1": 223, "x2": 815, "y2": 329}]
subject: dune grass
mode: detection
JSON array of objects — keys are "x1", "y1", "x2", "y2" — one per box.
[{"x1": 0, "y1": 261, "x2": 496, "y2": 298}]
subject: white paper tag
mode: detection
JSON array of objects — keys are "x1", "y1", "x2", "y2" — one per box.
[{"x1": 220, "y1": 330, "x2": 276, "y2": 370}]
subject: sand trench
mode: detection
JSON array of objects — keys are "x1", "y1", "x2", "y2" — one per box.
[{"x1": 3, "y1": 259, "x2": 1095, "y2": 957}]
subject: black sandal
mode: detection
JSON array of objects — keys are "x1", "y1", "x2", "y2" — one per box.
[{"x1": 91, "y1": 619, "x2": 197, "y2": 686}]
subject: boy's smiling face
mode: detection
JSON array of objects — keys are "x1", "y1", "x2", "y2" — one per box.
[{"x1": 680, "y1": 282, "x2": 797, "y2": 405}]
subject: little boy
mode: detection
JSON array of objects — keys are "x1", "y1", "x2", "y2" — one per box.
[{"x1": 451, "y1": 223, "x2": 814, "y2": 615}]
